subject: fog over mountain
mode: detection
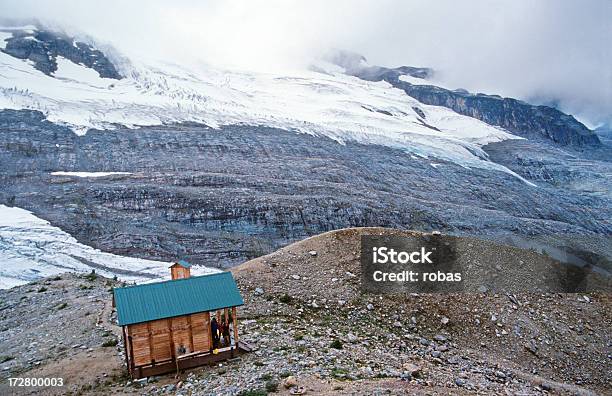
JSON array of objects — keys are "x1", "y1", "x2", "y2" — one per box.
[{"x1": 1, "y1": 0, "x2": 610, "y2": 128}]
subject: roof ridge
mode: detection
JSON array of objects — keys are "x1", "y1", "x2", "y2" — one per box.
[
  {"x1": 113, "y1": 270, "x2": 243, "y2": 326},
  {"x1": 113, "y1": 270, "x2": 229, "y2": 292}
]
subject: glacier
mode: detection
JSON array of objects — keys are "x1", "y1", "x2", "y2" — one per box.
[
  {"x1": 0, "y1": 205, "x2": 218, "y2": 289},
  {"x1": 0, "y1": 26, "x2": 529, "y2": 178}
]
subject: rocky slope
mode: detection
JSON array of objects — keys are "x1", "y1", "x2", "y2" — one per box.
[
  {"x1": 1, "y1": 110, "x2": 611, "y2": 273},
  {"x1": 484, "y1": 139, "x2": 612, "y2": 198},
  {"x1": 231, "y1": 228, "x2": 611, "y2": 395},
  {"x1": 0, "y1": 228, "x2": 610, "y2": 395}
]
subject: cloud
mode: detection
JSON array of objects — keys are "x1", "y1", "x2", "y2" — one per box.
[{"x1": 1, "y1": 0, "x2": 610, "y2": 127}]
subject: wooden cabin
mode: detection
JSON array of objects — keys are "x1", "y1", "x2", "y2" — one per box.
[{"x1": 113, "y1": 262, "x2": 247, "y2": 379}]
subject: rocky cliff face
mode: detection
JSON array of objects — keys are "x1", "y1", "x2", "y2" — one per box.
[
  {"x1": 351, "y1": 66, "x2": 601, "y2": 147},
  {"x1": 1, "y1": 27, "x2": 122, "y2": 79},
  {"x1": 1, "y1": 110, "x2": 610, "y2": 270},
  {"x1": 484, "y1": 139, "x2": 612, "y2": 196}
]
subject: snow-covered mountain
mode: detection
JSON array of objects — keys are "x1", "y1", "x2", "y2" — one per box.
[
  {"x1": 0, "y1": 25, "x2": 524, "y2": 176},
  {"x1": 0, "y1": 25, "x2": 609, "y2": 285}
]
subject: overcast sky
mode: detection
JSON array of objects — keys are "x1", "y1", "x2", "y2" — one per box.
[{"x1": 1, "y1": 0, "x2": 611, "y2": 127}]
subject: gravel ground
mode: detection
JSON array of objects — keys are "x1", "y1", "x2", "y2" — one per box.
[{"x1": 0, "y1": 228, "x2": 610, "y2": 395}]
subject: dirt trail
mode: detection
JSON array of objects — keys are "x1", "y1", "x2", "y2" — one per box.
[{"x1": 97, "y1": 294, "x2": 121, "y2": 339}]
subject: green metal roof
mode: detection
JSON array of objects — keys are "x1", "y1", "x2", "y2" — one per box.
[{"x1": 113, "y1": 272, "x2": 244, "y2": 326}]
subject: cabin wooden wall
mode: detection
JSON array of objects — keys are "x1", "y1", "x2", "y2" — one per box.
[
  {"x1": 127, "y1": 311, "x2": 211, "y2": 367},
  {"x1": 191, "y1": 313, "x2": 211, "y2": 351}
]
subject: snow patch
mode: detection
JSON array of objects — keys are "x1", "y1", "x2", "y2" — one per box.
[
  {"x1": 53, "y1": 56, "x2": 114, "y2": 88},
  {"x1": 51, "y1": 171, "x2": 132, "y2": 178},
  {"x1": 0, "y1": 32, "x2": 11, "y2": 50}
]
